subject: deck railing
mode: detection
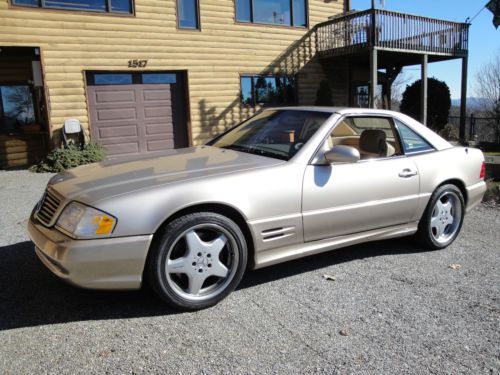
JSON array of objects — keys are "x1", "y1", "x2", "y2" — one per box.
[{"x1": 316, "y1": 9, "x2": 469, "y2": 58}]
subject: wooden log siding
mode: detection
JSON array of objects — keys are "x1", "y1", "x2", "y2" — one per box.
[{"x1": 0, "y1": 0, "x2": 345, "y2": 145}]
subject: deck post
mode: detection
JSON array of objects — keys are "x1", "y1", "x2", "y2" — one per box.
[
  {"x1": 370, "y1": 48, "x2": 377, "y2": 108},
  {"x1": 345, "y1": 0, "x2": 351, "y2": 12},
  {"x1": 420, "y1": 54, "x2": 428, "y2": 126},
  {"x1": 459, "y1": 55, "x2": 468, "y2": 143}
]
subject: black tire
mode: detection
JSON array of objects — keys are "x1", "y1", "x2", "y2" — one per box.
[
  {"x1": 148, "y1": 212, "x2": 247, "y2": 311},
  {"x1": 416, "y1": 184, "x2": 465, "y2": 250}
]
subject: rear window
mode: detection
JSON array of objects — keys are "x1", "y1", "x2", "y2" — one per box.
[{"x1": 395, "y1": 120, "x2": 434, "y2": 154}]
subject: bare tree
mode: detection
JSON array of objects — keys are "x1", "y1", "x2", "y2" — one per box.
[
  {"x1": 390, "y1": 71, "x2": 412, "y2": 109},
  {"x1": 474, "y1": 49, "x2": 500, "y2": 117},
  {"x1": 375, "y1": 70, "x2": 412, "y2": 110}
]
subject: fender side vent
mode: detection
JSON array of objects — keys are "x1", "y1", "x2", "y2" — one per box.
[{"x1": 261, "y1": 227, "x2": 295, "y2": 242}]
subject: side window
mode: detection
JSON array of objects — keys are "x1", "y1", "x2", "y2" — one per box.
[
  {"x1": 240, "y1": 75, "x2": 296, "y2": 106},
  {"x1": 395, "y1": 120, "x2": 434, "y2": 154},
  {"x1": 327, "y1": 117, "x2": 402, "y2": 159}
]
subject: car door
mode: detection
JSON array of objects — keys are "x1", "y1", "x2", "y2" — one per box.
[{"x1": 302, "y1": 115, "x2": 420, "y2": 242}]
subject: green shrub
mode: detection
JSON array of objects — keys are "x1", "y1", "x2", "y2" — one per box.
[
  {"x1": 400, "y1": 78, "x2": 451, "y2": 131},
  {"x1": 315, "y1": 80, "x2": 333, "y2": 106},
  {"x1": 483, "y1": 180, "x2": 500, "y2": 205},
  {"x1": 30, "y1": 143, "x2": 106, "y2": 173},
  {"x1": 439, "y1": 124, "x2": 459, "y2": 141}
]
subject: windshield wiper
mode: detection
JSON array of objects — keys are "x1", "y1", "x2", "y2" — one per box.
[
  {"x1": 221, "y1": 145, "x2": 287, "y2": 161},
  {"x1": 219, "y1": 144, "x2": 254, "y2": 153},
  {"x1": 250, "y1": 148, "x2": 288, "y2": 161}
]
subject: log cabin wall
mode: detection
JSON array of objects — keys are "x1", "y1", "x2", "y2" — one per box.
[{"x1": 0, "y1": 0, "x2": 346, "y2": 146}]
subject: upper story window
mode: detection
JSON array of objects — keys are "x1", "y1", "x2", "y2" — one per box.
[
  {"x1": 235, "y1": 0, "x2": 307, "y2": 28},
  {"x1": 177, "y1": 0, "x2": 200, "y2": 29},
  {"x1": 12, "y1": 0, "x2": 133, "y2": 14},
  {"x1": 241, "y1": 75, "x2": 296, "y2": 106}
]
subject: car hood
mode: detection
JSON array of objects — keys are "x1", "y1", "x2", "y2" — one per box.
[{"x1": 48, "y1": 146, "x2": 283, "y2": 203}]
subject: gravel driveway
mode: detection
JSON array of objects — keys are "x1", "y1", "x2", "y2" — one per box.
[{"x1": 0, "y1": 170, "x2": 498, "y2": 374}]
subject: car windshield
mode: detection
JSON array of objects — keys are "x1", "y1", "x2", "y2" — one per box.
[{"x1": 208, "y1": 110, "x2": 332, "y2": 161}]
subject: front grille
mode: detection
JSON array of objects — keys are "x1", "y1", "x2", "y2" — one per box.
[{"x1": 36, "y1": 189, "x2": 62, "y2": 226}]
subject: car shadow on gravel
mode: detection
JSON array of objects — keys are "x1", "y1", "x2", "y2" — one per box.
[
  {"x1": 0, "y1": 239, "x2": 427, "y2": 331},
  {"x1": 238, "y1": 238, "x2": 426, "y2": 289}
]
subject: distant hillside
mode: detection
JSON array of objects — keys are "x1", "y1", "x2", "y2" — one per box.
[{"x1": 451, "y1": 97, "x2": 489, "y2": 109}]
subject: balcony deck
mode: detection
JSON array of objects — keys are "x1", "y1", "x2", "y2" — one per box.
[{"x1": 316, "y1": 9, "x2": 469, "y2": 67}]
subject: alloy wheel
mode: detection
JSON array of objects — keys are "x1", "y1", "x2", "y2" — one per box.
[
  {"x1": 429, "y1": 191, "x2": 462, "y2": 245},
  {"x1": 164, "y1": 223, "x2": 239, "y2": 302}
]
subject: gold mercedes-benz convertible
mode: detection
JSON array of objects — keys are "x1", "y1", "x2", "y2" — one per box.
[{"x1": 28, "y1": 107, "x2": 486, "y2": 310}]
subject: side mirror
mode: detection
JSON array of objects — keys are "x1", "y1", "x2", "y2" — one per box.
[{"x1": 324, "y1": 145, "x2": 360, "y2": 164}]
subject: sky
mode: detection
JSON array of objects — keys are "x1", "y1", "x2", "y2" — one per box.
[{"x1": 352, "y1": 0, "x2": 500, "y2": 99}]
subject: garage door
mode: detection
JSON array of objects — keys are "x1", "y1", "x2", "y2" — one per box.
[{"x1": 86, "y1": 72, "x2": 188, "y2": 157}]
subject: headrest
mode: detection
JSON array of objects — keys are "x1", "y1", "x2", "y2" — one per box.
[{"x1": 359, "y1": 129, "x2": 388, "y2": 155}]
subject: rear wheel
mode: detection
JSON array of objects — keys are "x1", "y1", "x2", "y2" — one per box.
[
  {"x1": 148, "y1": 212, "x2": 247, "y2": 311},
  {"x1": 416, "y1": 184, "x2": 465, "y2": 249}
]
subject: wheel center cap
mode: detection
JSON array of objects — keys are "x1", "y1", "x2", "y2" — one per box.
[
  {"x1": 440, "y1": 212, "x2": 448, "y2": 223},
  {"x1": 196, "y1": 257, "x2": 208, "y2": 266}
]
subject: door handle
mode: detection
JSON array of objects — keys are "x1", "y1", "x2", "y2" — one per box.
[{"x1": 399, "y1": 169, "x2": 418, "y2": 178}]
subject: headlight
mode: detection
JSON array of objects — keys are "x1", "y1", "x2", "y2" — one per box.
[{"x1": 56, "y1": 202, "x2": 117, "y2": 239}]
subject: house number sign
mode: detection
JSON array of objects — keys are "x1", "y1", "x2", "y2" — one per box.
[{"x1": 128, "y1": 59, "x2": 148, "y2": 68}]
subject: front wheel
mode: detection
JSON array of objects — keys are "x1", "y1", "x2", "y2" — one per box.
[
  {"x1": 148, "y1": 212, "x2": 247, "y2": 311},
  {"x1": 416, "y1": 184, "x2": 465, "y2": 250}
]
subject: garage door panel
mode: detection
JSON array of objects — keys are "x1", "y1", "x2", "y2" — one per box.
[
  {"x1": 143, "y1": 88, "x2": 171, "y2": 101},
  {"x1": 145, "y1": 123, "x2": 174, "y2": 135},
  {"x1": 103, "y1": 141, "x2": 140, "y2": 156},
  {"x1": 92, "y1": 102, "x2": 140, "y2": 110},
  {"x1": 142, "y1": 100, "x2": 172, "y2": 108},
  {"x1": 94, "y1": 118, "x2": 141, "y2": 127},
  {"x1": 147, "y1": 138, "x2": 174, "y2": 152},
  {"x1": 99, "y1": 125, "x2": 138, "y2": 139},
  {"x1": 95, "y1": 90, "x2": 136, "y2": 104},
  {"x1": 96, "y1": 108, "x2": 137, "y2": 121},
  {"x1": 144, "y1": 106, "x2": 172, "y2": 119}
]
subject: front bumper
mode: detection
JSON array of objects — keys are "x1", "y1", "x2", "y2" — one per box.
[{"x1": 28, "y1": 215, "x2": 153, "y2": 290}]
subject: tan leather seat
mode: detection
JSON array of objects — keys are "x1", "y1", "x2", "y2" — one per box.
[{"x1": 359, "y1": 129, "x2": 395, "y2": 159}]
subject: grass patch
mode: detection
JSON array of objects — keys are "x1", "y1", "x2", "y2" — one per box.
[{"x1": 485, "y1": 152, "x2": 500, "y2": 156}]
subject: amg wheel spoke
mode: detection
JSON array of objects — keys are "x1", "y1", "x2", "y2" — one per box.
[
  {"x1": 185, "y1": 230, "x2": 205, "y2": 255},
  {"x1": 433, "y1": 221, "x2": 445, "y2": 238},
  {"x1": 166, "y1": 257, "x2": 190, "y2": 274},
  {"x1": 446, "y1": 214, "x2": 454, "y2": 225},
  {"x1": 187, "y1": 274, "x2": 207, "y2": 295},
  {"x1": 211, "y1": 261, "x2": 229, "y2": 278},
  {"x1": 430, "y1": 216, "x2": 439, "y2": 227},
  {"x1": 208, "y1": 234, "x2": 227, "y2": 258},
  {"x1": 435, "y1": 200, "x2": 445, "y2": 213},
  {"x1": 442, "y1": 201, "x2": 453, "y2": 212}
]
